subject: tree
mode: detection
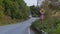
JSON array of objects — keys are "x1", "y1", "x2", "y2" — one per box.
[
  {"x1": 30, "y1": 5, "x2": 40, "y2": 17},
  {"x1": 2, "y1": 0, "x2": 30, "y2": 19}
]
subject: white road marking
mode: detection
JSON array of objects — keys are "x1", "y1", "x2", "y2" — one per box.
[{"x1": 28, "y1": 27, "x2": 30, "y2": 34}]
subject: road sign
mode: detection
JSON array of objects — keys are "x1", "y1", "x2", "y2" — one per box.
[
  {"x1": 40, "y1": 8, "x2": 45, "y2": 20},
  {"x1": 40, "y1": 9, "x2": 45, "y2": 14}
]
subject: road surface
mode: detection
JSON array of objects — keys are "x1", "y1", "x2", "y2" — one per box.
[{"x1": 0, "y1": 17, "x2": 38, "y2": 34}]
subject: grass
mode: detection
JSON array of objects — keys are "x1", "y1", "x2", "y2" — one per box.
[
  {"x1": 31, "y1": 17, "x2": 60, "y2": 34},
  {"x1": 55, "y1": 21, "x2": 60, "y2": 34}
]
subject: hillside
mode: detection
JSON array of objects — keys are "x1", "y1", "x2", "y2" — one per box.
[
  {"x1": 0, "y1": 0, "x2": 30, "y2": 25},
  {"x1": 31, "y1": 0, "x2": 60, "y2": 34}
]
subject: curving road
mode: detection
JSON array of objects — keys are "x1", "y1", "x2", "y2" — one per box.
[
  {"x1": 0, "y1": 0, "x2": 44, "y2": 34},
  {"x1": 0, "y1": 17, "x2": 38, "y2": 34}
]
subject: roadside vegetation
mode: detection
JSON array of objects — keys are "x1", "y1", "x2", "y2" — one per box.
[
  {"x1": 0, "y1": 0, "x2": 30, "y2": 25},
  {"x1": 31, "y1": 18, "x2": 60, "y2": 34},
  {"x1": 31, "y1": 0, "x2": 60, "y2": 34}
]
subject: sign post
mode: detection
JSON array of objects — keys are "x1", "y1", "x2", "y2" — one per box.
[
  {"x1": 40, "y1": 8, "x2": 45, "y2": 30},
  {"x1": 40, "y1": 8, "x2": 45, "y2": 20}
]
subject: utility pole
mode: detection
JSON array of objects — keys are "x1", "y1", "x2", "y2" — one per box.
[
  {"x1": 36, "y1": 0, "x2": 41, "y2": 17},
  {"x1": 37, "y1": 0, "x2": 41, "y2": 7}
]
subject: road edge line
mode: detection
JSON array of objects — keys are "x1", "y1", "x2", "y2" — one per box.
[{"x1": 28, "y1": 27, "x2": 30, "y2": 34}]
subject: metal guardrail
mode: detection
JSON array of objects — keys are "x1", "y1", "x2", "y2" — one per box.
[{"x1": 41, "y1": 30, "x2": 48, "y2": 34}]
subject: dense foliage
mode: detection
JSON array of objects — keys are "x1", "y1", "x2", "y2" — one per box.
[
  {"x1": 30, "y1": 5, "x2": 41, "y2": 17},
  {"x1": 31, "y1": 0, "x2": 60, "y2": 34},
  {"x1": 0, "y1": 0, "x2": 30, "y2": 25}
]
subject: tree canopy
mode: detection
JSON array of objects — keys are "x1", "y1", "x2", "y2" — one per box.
[
  {"x1": 0, "y1": 0, "x2": 30, "y2": 19},
  {"x1": 0, "y1": 0, "x2": 30, "y2": 25}
]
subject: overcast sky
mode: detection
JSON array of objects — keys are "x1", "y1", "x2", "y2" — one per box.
[{"x1": 24, "y1": 0, "x2": 44, "y2": 6}]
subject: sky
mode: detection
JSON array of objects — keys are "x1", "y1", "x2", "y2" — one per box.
[{"x1": 24, "y1": 0, "x2": 44, "y2": 6}]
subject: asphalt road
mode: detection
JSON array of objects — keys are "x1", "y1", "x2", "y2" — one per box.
[{"x1": 0, "y1": 17, "x2": 38, "y2": 34}]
